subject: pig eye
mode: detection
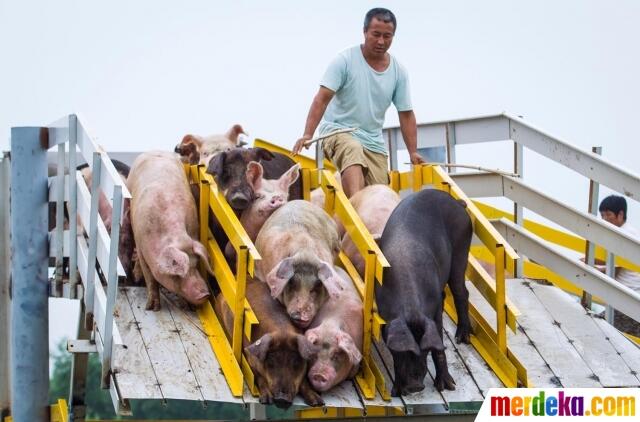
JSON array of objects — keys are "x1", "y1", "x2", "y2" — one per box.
[
  {"x1": 255, "y1": 194, "x2": 264, "y2": 200},
  {"x1": 311, "y1": 282, "x2": 323, "y2": 295}
]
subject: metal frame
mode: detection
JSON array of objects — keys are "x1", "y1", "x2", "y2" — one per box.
[
  {"x1": 0, "y1": 153, "x2": 11, "y2": 419},
  {"x1": 493, "y1": 218, "x2": 640, "y2": 321},
  {"x1": 449, "y1": 172, "x2": 640, "y2": 265},
  {"x1": 384, "y1": 112, "x2": 640, "y2": 201},
  {"x1": 10, "y1": 127, "x2": 50, "y2": 421}
]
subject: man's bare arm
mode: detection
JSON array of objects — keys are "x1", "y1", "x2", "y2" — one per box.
[
  {"x1": 398, "y1": 110, "x2": 425, "y2": 164},
  {"x1": 293, "y1": 86, "x2": 335, "y2": 154}
]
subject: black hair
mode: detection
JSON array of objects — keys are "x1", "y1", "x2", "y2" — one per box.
[
  {"x1": 599, "y1": 195, "x2": 627, "y2": 221},
  {"x1": 364, "y1": 8, "x2": 396, "y2": 33}
]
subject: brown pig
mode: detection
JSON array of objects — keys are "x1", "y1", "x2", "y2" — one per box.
[
  {"x1": 224, "y1": 161, "x2": 300, "y2": 260},
  {"x1": 215, "y1": 278, "x2": 323, "y2": 408},
  {"x1": 305, "y1": 266, "x2": 363, "y2": 392},
  {"x1": 341, "y1": 185, "x2": 400, "y2": 277},
  {"x1": 175, "y1": 124, "x2": 246, "y2": 166},
  {"x1": 127, "y1": 151, "x2": 212, "y2": 310},
  {"x1": 255, "y1": 200, "x2": 343, "y2": 329}
]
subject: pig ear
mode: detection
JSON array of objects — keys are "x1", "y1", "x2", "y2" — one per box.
[
  {"x1": 158, "y1": 246, "x2": 190, "y2": 278},
  {"x1": 420, "y1": 316, "x2": 444, "y2": 353},
  {"x1": 265, "y1": 257, "x2": 295, "y2": 298},
  {"x1": 193, "y1": 241, "x2": 214, "y2": 276},
  {"x1": 386, "y1": 318, "x2": 420, "y2": 355},
  {"x1": 225, "y1": 124, "x2": 245, "y2": 143},
  {"x1": 297, "y1": 334, "x2": 316, "y2": 361},
  {"x1": 278, "y1": 163, "x2": 300, "y2": 191},
  {"x1": 245, "y1": 333, "x2": 272, "y2": 362},
  {"x1": 254, "y1": 147, "x2": 275, "y2": 162},
  {"x1": 207, "y1": 151, "x2": 226, "y2": 179},
  {"x1": 317, "y1": 262, "x2": 345, "y2": 299},
  {"x1": 179, "y1": 134, "x2": 203, "y2": 149},
  {"x1": 246, "y1": 161, "x2": 264, "y2": 192},
  {"x1": 337, "y1": 331, "x2": 362, "y2": 366}
]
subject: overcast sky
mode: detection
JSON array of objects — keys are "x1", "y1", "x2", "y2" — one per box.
[{"x1": 1, "y1": 0, "x2": 639, "y2": 358}]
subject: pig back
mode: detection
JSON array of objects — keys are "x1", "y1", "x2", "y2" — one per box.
[{"x1": 255, "y1": 200, "x2": 340, "y2": 280}]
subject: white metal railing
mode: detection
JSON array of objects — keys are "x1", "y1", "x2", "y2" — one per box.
[
  {"x1": 385, "y1": 112, "x2": 640, "y2": 324},
  {"x1": 46, "y1": 114, "x2": 131, "y2": 406}
]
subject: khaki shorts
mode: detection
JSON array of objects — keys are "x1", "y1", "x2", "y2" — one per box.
[{"x1": 322, "y1": 133, "x2": 389, "y2": 185}]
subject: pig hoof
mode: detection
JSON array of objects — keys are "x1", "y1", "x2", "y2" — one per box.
[
  {"x1": 455, "y1": 326, "x2": 471, "y2": 344},
  {"x1": 434, "y1": 373, "x2": 456, "y2": 392},
  {"x1": 304, "y1": 391, "x2": 324, "y2": 407},
  {"x1": 259, "y1": 393, "x2": 272, "y2": 405},
  {"x1": 145, "y1": 297, "x2": 161, "y2": 311}
]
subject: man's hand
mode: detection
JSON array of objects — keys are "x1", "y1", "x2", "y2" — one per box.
[
  {"x1": 293, "y1": 135, "x2": 312, "y2": 155},
  {"x1": 410, "y1": 151, "x2": 426, "y2": 165}
]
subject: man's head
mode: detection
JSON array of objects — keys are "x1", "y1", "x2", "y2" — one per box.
[
  {"x1": 599, "y1": 195, "x2": 627, "y2": 227},
  {"x1": 362, "y1": 8, "x2": 396, "y2": 58}
]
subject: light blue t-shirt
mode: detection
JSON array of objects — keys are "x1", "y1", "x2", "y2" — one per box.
[{"x1": 318, "y1": 45, "x2": 412, "y2": 155}]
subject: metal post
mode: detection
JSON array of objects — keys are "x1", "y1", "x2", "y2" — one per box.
[
  {"x1": 10, "y1": 127, "x2": 50, "y2": 422},
  {"x1": 249, "y1": 403, "x2": 266, "y2": 420},
  {"x1": 101, "y1": 183, "x2": 122, "y2": 388},
  {"x1": 605, "y1": 251, "x2": 616, "y2": 323},
  {"x1": 68, "y1": 303, "x2": 91, "y2": 422},
  {"x1": 68, "y1": 115, "x2": 78, "y2": 298},
  {"x1": 513, "y1": 142, "x2": 524, "y2": 277},
  {"x1": 581, "y1": 146, "x2": 602, "y2": 309},
  {"x1": 387, "y1": 129, "x2": 399, "y2": 172},
  {"x1": 0, "y1": 153, "x2": 12, "y2": 419},
  {"x1": 315, "y1": 139, "x2": 325, "y2": 185},
  {"x1": 55, "y1": 142, "x2": 66, "y2": 296},
  {"x1": 445, "y1": 123, "x2": 457, "y2": 173},
  {"x1": 84, "y1": 153, "x2": 101, "y2": 331}
]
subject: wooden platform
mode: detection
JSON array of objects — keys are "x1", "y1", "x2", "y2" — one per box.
[{"x1": 110, "y1": 279, "x2": 640, "y2": 414}]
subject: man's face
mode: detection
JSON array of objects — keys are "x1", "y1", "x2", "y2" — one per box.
[
  {"x1": 363, "y1": 17, "x2": 395, "y2": 58},
  {"x1": 600, "y1": 210, "x2": 625, "y2": 227}
]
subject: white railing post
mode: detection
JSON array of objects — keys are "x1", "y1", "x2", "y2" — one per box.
[
  {"x1": 68, "y1": 114, "x2": 79, "y2": 298},
  {"x1": 55, "y1": 140, "x2": 66, "y2": 296},
  {"x1": 101, "y1": 183, "x2": 123, "y2": 388},
  {"x1": 513, "y1": 138, "x2": 524, "y2": 278},
  {"x1": 0, "y1": 153, "x2": 11, "y2": 418},
  {"x1": 84, "y1": 152, "x2": 102, "y2": 331}
]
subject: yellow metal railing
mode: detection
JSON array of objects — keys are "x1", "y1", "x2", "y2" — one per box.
[
  {"x1": 390, "y1": 164, "x2": 528, "y2": 388},
  {"x1": 3, "y1": 399, "x2": 68, "y2": 422},
  {"x1": 185, "y1": 164, "x2": 261, "y2": 397}
]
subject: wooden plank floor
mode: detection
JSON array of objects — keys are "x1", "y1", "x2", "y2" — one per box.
[{"x1": 111, "y1": 280, "x2": 640, "y2": 411}]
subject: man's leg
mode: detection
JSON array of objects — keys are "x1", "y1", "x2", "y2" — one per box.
[{"x1": 341, "y1": 165, "x2": 365, "y2": 198}]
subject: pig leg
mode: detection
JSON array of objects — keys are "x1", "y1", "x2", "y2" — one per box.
[
  {"x1": 138, "y1": 253, "x2": 161, "y2": 311},
  {"x1": 432, "y1": 302, "x2": 455, "y2": 391},
  {"x1": 298, "y1": 378, "x2": 324, "y2": 407},
  {"x1": 448, "y1": 247, "x2": 472, "y2": 344}
]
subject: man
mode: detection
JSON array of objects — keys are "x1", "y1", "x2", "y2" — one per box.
[
  {"x1": 293, "y1": 8, "x2": 425, "y2": 197},
  {"x1": 595, "y1": 195, "x2": 640, "y2": 293}
]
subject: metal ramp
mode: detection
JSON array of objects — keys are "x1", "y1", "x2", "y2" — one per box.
[{"x1": 2, "y1": 111, "x2": 640, "y2": 421}]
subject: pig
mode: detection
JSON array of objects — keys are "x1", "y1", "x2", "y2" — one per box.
[
  {"x1": 175, "y1": 124, "x2": 246, "y2": 166},
  {"x1": 206, "y1": 147, "x2": 303, "y2": 211},
  {"x1": 224, "y1": 162, "x2": 300, "y2": 260},
  {"x1": 215, "y1": 277, "x2": 323, "y2": 408},
  {"x1": 127, "y1": 151, "x2": 212, "y2": 310},
  {"x1": 341, "y1": 185, "x2": 400, "y2": 277},
  {"x1": 254, "y1": 200, "x2": 343, "y2": 329},
  {"x1": 305, "y1": 266, "x2": 363, "y2": 392},
  {"x1": 376, "y1": 189, "x2": 472, "y2": 395}
]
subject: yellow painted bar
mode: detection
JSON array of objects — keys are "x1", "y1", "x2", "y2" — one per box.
[
  {"x1": 466, "y1": 255, "x2": 519, "y2": 332},
  {"x1": 372, "y1": 312, "x2": 385, "y2": 341},
  {"x1": 355, "y1": 357, "x2": 376, "y2": 400},
  {"x1": 232, "y1": 247, "x2": 249, "y2": 363},
  {"x1": 50, "y1": 399, "x2": 68, "y2": 422},
  {"x1": 495, "y1": 245, "x2": 507, "y2": 353},
  {"x1": 199, "y1": 167, "x2": 260, "y2": 273},
  {"x1": 389, "y1": 170, "x2": 401, "y2": 192},
  {"x1": 443, "y1": 295, "x2": 518, "y2": 387},
  {"x1": 301, "y1": 167, "x2": 311, "y2": 201},
  {"x1": 199, "y1": 180, "x2": 211, "y2": 277},
  {"x1": 254, "y1": 138, "x2": 336, "y2": 171},
  {"x1": 241, "y1": 355, "x2": 259, "y2": 396},
  {"x1": 337, "y1": 251, "x2": 365, "y2": 299},
  {"x1": 623, "y1": 332, "x2": 640, "y2": 345},
  {"x1": 197, "y1": 301, "x2": 244, "y2": 396},
  {"x1": 370, "y1": 358, "x2": 391, "y2": 401},
  {"x1": 361, "y1": 252, "x2": 376, "y2": 358},
  {"x1": 411, "y1": 164, "x2": 422, "y2": 191},
  {"x1": 308, "y1": 168, "x2": 321, "y2": 190}
]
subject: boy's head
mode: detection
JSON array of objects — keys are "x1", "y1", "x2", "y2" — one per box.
[{"x1": 599, "y1": 195, "x2": 627, "y2": 227}]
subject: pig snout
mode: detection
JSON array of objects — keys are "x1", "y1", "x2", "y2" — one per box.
[
  {"x1": 228, "y1": 191, "x2": 251, "y2": 210},
  {"x1": 272, "y1": 392, "x2": 294, "y2": 409},
  {"x1": 289, "y1": 309, "x2": 313, "y2": 329},
  {"x1": 180, "y1": 273, "x2": 210, "y2": 305},
  {"x1": 309, "y1": 366, "x2": 337, "y2": 392},
  {"x1": 269, "y1": 195, "x2": 285, "y2": 209}
]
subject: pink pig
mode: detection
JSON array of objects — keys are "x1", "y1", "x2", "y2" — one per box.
[
  {"x1": 342, "y1": 185, "x2": 400, "y2": 277},
  {"x1": 305, "y1": 266, "x2": 363, "y2": 392},
  {"x1": 224, "y1": 162, "x2": 300, "y2": 260},
  {"x1": 127, "y1": 151, "x2": 212, "y2": 311}
]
